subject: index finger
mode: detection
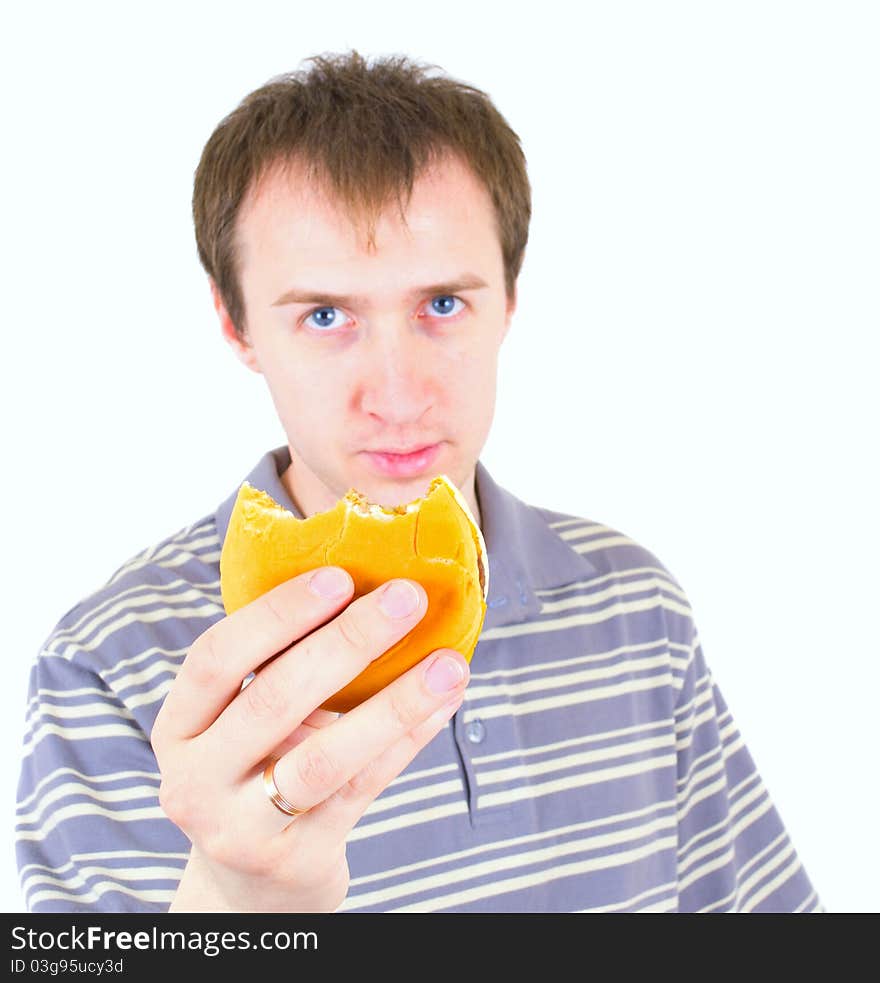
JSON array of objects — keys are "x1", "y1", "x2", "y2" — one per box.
[{"x1": 154, "y1": 567, "x2": 354, "y2": 743}]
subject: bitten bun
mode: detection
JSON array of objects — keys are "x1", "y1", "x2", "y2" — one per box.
[{"x1": 219, "y1": 474, "x2": 488, "y2": 713}]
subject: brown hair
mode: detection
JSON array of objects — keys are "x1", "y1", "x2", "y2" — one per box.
[{"x1": 192, "y1": 49, "x2": 531, "y2": 339}]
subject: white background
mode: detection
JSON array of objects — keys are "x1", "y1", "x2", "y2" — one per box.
[{"x1": 2, "y1": 0, "x2": 877, "y2": 913}]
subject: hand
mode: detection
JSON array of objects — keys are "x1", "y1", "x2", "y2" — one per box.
[{"x1": 151, "y1": 566, "x2": 469, "y2": 912}]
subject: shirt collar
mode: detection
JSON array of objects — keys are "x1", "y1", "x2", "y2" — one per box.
[{"x1": 214, "y1": 446, "x2": 597, "y2": 630}]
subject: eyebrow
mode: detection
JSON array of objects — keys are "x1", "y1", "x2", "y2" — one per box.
[{"x1": 271, "y1": 274, "x2": 490, "y2": 308}]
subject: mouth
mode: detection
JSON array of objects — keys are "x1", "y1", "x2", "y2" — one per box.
[{"x1": 360, "y1": 442, "x2": 443, "y2": 478}]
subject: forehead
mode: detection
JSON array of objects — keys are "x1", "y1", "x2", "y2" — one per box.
[{"x1": 237, "y1": 152, "x2": 500, "y2": 264}]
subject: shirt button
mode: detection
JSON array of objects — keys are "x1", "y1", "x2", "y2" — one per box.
[{"x1": 465, "y1": 719, "x2": 486, "y2": 744}]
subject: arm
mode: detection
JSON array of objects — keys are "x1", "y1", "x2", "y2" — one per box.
[
  {"x1": 674, "y1": 625, "x2": 822, "y2": 912},
  {"x1": 153, "y1": 568, "x2": 467, "y2": 913},
  {"x1": 15, "y1": 651, "x2": 189, "y2": 912}
]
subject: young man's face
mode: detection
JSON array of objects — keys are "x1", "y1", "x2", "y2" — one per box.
[{"x1": 215, "y1": 152, "x2": 516, "y2": 523}]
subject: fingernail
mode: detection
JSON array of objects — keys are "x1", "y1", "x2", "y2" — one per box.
[
  {"x1": 425, "y1": 654, "x2": 466, "y2": 694},
  {"x1": 308, "y1": 567, "x2": 351, "y2": 599},
  {"x1": 379, "y1": 580, "x2": 420, "y2": 619}
]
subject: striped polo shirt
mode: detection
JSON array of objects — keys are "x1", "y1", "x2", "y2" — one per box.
[{"x1": 16, "y1": 446, "x2": 822, "y2": 912}]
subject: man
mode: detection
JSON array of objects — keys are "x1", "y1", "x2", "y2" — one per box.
[{"x1": 16, "y1": 50, "x2": 821, "y2": 912}]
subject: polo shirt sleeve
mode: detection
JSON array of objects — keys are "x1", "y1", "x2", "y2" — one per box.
[
  {"x1": 15, "y1": 648, "x2": 187, "y2": 912},
  {"x1": 673, "y1": 623, "x2": 822, "y2": 911}
]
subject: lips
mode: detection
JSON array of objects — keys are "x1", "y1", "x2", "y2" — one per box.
[
  {"x1": 368, "y1": 444, "x2": 436, "y2": 455},
  {"x1": 361, "y1": 442, "x2": 443, "y2": 478}
]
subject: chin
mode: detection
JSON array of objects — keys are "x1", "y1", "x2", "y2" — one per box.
[{"x1": 357, "y1": 472, "x2": 437, "y2": 503}]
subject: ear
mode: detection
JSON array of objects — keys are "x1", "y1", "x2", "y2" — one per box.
[
  {"x1": 211, "y1": 279, "x2": 262, "y2": 374},
  {"x1": 502, "y1": 283, "x2": 517, "y2": 340}
]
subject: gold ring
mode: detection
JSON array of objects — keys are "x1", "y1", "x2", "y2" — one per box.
[{"x1": 262, "y1": 757, "x2": 307, "y2": 819}]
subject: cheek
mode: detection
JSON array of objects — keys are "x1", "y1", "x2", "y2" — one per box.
[
  {"x1": 448, "y1": 340, "x2": 498, "y2": 385},
  {"x1": 441, "y1": 352, "x2": 497, "y2": 416},
  {"x1": 258, "y1": 354, "x2": 329, "y2": 421}
]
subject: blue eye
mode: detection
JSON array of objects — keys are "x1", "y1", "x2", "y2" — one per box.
[
  {"x1": 305, "y1": 306, "x2": 347, "y2": 331},
  {"x1": 430, "y1": 295, "x2": 463, "y2": 317},
  {"x1": 303, "y1": 295, "x2": 464, "y2": 332}
]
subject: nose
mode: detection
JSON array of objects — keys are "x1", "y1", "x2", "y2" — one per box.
[{"x1": 358, "y1": 326, "x2": 436, "y2": 424}]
